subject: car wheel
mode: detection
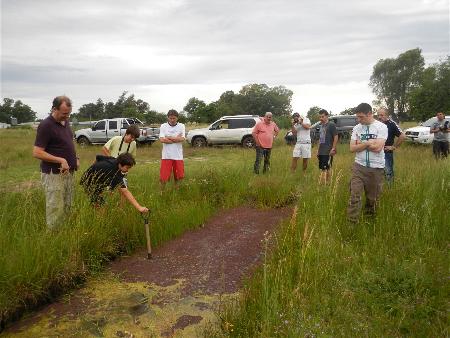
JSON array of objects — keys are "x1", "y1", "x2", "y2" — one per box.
[
  {"x1": 192, "y1": 137, "x2": 207, "y2": 147},
  {"x1": 77, "y1": 136, "x2": 90, "y2": 147},
  {"x1": 242, "y1": 135, "x2": 255, "y2": 148}
]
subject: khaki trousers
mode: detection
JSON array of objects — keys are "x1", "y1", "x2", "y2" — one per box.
[
  {"x1": 347, "y1": 162, "x2": 384, "y2": 222},
  {"x1": 41, "y1": 172, "x2": 74, "y2": 229}
]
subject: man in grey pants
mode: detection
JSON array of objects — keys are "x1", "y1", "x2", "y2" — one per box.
[
  {"x1": 33, "y1": 96, "x2": 79, "y2": 229},
  {"x1": 347, "y1": 103, "x2": 388, "y2": 223}
]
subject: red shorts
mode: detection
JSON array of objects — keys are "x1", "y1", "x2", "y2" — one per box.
[{"x1": 160, "y1": 159, "x2": 184, "y2": 182}]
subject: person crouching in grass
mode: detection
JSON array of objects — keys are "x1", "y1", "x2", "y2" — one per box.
[{"x1": 80, "y1": 153, "x2": 149, "y2": 213}]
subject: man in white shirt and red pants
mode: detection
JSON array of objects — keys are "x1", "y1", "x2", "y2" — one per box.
[{"x1": 159, "y1": 110, "x2": 186, "y2": 190}]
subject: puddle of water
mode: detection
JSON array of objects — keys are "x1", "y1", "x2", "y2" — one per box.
[{"x1": 6, "y1": 274, "x2": 237, "y2": 337}]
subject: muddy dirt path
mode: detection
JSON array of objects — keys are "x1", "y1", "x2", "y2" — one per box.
[{"x1": 4, "y1": 206, "x2": 292, "y2": 337}]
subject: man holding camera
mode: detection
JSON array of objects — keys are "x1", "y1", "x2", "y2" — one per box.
[
  {"x1": 290, "y1": 112, "x2": 311, "y2": 173},
  {"x1": 430, "y1": 111, "x2": 449, "y2": 159}
]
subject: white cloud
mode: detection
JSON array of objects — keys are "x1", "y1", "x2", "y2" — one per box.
[{"x1": 1, "y1": 0, "x2": 448, "y2": 118}]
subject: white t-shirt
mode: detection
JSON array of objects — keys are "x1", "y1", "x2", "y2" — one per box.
[
  {"x1": 159, "y1": 122, "x2": 185, "y2": 160},
  {"x1": 351, "y1": 120, "x2": 388, "y2": 168},
  {"x1": 294, "y1": 117, "x2": 311, "y2": 144}
]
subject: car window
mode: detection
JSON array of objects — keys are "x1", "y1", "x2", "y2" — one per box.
[
  {"x1": 229, "y1": 119, "x2": 256, "y2": 129},
  {"x1": 210, "y1": 121, "x2": 221, "y2": 130},
  {"x1": 94, "y1": 121, "x2": 105, "y2": 130},
  {"x1": 218, "y1": 120, "x2": 229, "y2": 129},
  {"x1": 422, "y1": 117, "x2": 437, "y2": 127},
  {"x1": 337, "y1": 117, "x2": 358, "y2": 127},
  {"x1": 109, "y1": 121, "x2": 118, "y2": 130}
]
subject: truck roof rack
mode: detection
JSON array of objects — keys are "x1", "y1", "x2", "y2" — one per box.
[{"x1": 220, "y1": 115, "x2": 259, "y2": 119}]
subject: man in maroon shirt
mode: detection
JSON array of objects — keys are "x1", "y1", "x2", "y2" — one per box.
[{"x1": 33, "y1": 96, "x2": 79, "y2": 229}]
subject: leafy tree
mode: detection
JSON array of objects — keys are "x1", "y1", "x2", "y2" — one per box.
[
  {"x1": 409, "y1": 57, "x2": 450, "y2": 121},
  {"x1": 184, "y1": 97, "x2": 208, "y2": 123},
  {"x1": 0, "y1": 98, "x2": 37, "y2": 124},
  {"x1": 306, "y1": 106, "x2": 322, "y2": 123},
  {"x1": 75, "y1": 98, "x2": 105, "y2": 121},
  {"x1": 73, "y1": 92, "x2": 159, "y2": 123},
  {"x1": 236, "y1": 84, "x2": 292, "y2": 116},
  {"x1": 339, "y1": 107, "x2": 356, "y2": 115},
  {"x1": 370, "y1": 48, "x2": 425, "y2": 120},
  {"x1": 183, "y1": 84, "x2": 293, "y2": 123}
]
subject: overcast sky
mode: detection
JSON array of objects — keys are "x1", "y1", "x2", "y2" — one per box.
[{"x1": 1, "y1": 0, "x2": 449, "y2": 119}]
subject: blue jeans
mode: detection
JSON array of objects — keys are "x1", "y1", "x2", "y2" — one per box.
[
  {"x1": 384, "y1": 152, "x2": 394, "y2": 184},
  {"x1": 254, "y1": 147, "x2": 271, "y2": 174}
]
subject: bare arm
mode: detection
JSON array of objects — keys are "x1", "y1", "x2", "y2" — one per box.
[
  {"x1": 330, "y1": 134, "x2": 338, "y2": 155},
  {"x1": 102, "y1": 146, "x2": 110, "y2": 156},
  {"x1": 252, "y1": 130, "x2": 260, "y2": 146},
  {"x1": 366, "y1": 138, "x2": 386, "y2": 153},
  {"x1": 301, "y1": 121, "x2": 311, "y2": 129},
  {"x1": 119, "y1": 188, "x2": 148, "y2": 213},
  {"x1": 350, "y1": 140, "x2": 368, "y2": 153},
  {"x1": 291, "y1": 123, "x2": 297, "y2": 135},
  {"x1": 159, "y1": 137, "x2": 174, "y2": 144},
  {"x1": 33, "y1": 146, "x2": 69, "y2": 172},
  {"x1": 167, "y1": 135, "x2": 186, "y2": 143},
  {"x1": 395, "y1": 133, "x2": 406, "y2": 147}
]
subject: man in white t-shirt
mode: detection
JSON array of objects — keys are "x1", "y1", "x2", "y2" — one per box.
[
  {"x1": 159, "y1": 110, "x2": 186, "y2": 190},
  {"x1": 347, "y1": 103, "x2": 388, "y2": 223},
  {"x1": 290, "y1": 112, "x2": 312, "y2": 173}
]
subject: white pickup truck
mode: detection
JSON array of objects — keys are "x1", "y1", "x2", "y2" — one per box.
[{"x1": 74, "y1": 118, "x2": 159, "y2": 146}]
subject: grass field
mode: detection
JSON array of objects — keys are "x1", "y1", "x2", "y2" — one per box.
[{"x1": 0, "y1": 127, "x2": 448, "y2": 337}]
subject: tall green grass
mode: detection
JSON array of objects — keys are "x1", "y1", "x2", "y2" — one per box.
[{"x1": 210, "y1": 145, "x2": 449, "y2": 337}]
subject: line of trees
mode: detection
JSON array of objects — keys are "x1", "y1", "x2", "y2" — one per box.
[
  {"x1": 183, "y1": 83, "x2": 293, "y2": 124},
  {"x1": 71, "y1": 92, "x2": 171, "y2": 124}
]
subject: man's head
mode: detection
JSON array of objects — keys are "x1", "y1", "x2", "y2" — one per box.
[
  {"x1": 318, "y1": 109, "x2": 329, "y2": 124},
  {"x1": 292, "y1": 112, "x2": 300, "y2": 123},
  {"x1": 167, "y1": 109, "x2": 179, "y2": 126},
  {"x1": 51, "y1": 96, "x2": 72, "y2": 122},
  {"x1": 124, "y1": 124, "x2": 140, "y2": 143},
  {"x1": 117, "y1": 153, "x2": 136, "y2": 173},
  {"x1": 436, "y1": 111, "x2": 445, "y2": 121},
  {"x1": 377, "y1": 107, "x2": 389, "y2": 122},
  {"x1": 263, "y1": 112, "x2": 273, "y2": 124},
  {"x1": 354, "y1": 103, "x2": 374, "y2": 125}
]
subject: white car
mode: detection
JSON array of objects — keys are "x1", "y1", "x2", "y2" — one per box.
[
  {"x1": 404, "y1": 116, "x2": 450, "y2": 144},
  {"x1": 186, "y1": 115, "x2": 260, "y2": 147}
]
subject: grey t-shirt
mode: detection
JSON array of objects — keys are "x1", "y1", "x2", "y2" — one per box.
[
  {"x1": 431, "y1": 120, "x2": 449, "y2": 142},
  {"x1": 318, "y1": 122, "x2": 338, "y2": 155}
]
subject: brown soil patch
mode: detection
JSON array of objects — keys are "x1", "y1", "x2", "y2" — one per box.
[{"x1": 109, "y1": 206, "x2": 292, "y2": 295}]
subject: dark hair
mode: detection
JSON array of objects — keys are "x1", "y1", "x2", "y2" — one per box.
[
  {"x1": 125, "y1": 124, "x2": 141, "y2": 139},
  {"x1": 167, "y1": 109, "x2": 179, "y2": 117},
  {"x1": 117, "y1": 153, "x2": 136, "y2": 167},
  {"x1": 354, "y1": 103, "x2": 372, "y2": 114},
  {"x1": 318, "y1": 109, "x2": 329, "y2": 116},
  {"x1": 52, "y1": 96, "x2": 72, "y2": 110}
]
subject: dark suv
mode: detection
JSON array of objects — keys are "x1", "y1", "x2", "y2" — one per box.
[{"x1": 285, "y1": 115, "x2": 359, "y2": 145}]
